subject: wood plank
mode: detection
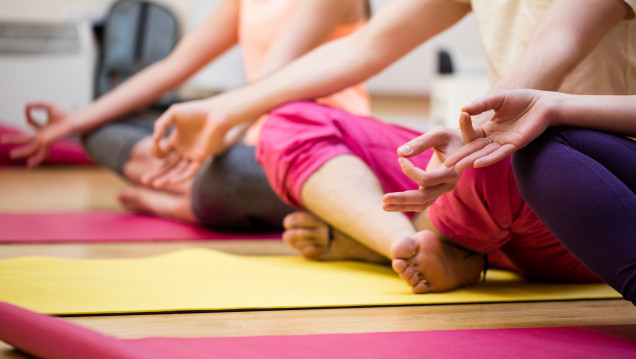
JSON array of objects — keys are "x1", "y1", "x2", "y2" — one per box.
[{"x1": 0, "y1": 167, "x2": 129, "y2": 212}]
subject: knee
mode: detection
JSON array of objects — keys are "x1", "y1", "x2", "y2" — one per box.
[
  {"x1": 620, "y1": 273, "x2": 636, "y2": 305},
  {"x1": 511, "y1": 127, "x2": 567, "y2": 196},
  {"x1": 257, "y1": 101, "x2": 342, "y2": 206}
]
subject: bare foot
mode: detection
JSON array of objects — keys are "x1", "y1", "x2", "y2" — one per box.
[
  {"x1": 282, "y1": 211, "x2": 389, "y2": 264},
  {"x1": 118, "y1": 186, "x2": 197, "y2": 224},
  {"x1": 391, "y1": 230, "x2": 484, "y2": 293}
]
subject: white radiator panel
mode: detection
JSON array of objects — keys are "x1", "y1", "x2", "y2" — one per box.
[{"x1": 0, "y1": 20, "x2": 96, "y2": 131}]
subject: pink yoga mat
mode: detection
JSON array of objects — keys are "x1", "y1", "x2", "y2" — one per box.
[
  {"x1": 0, "y1": 302, "x2": 635, "y2": 359},
  {"x1": 0, "y1": 212, "x2": 281, "y2": 242},
  {"x1": 0, "y1": 124, "x2": 93, "y2": 167}
]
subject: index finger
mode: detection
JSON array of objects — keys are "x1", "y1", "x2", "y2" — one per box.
[
  {"x1": 461, "y1": 93, "x2": 506, "y2": 116},
  {"x1": 397, "y1": 128, "x2": 452, "y2": 158},
  {"x1": 24, "y1": 102, "x2": 53, "y2": 129},
  {"x1": 1, "y1": 133, "x2": 33, "y2": 145},
  {"x1": 444, "y1": 138, "x2": 489, "y2": 168},
  {"x1": 399, "y1": 156, "x2": 459, "y2": 187},
  {"x1": 153, "y1": 109, "x2": 175, "y2": 145}
]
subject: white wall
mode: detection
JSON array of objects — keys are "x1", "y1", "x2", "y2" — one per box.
[
  {"x1": 184, "y1": 0, "x2": 487, "y2": 96},
  {"x1": 0, "y1": 0, "x2": 486, "y2": 97},
  {"x1": 366, "y1": 0, "x2": 485, "y2": 96},
  {"x1": 0, "y1": 0, "x2": 187, "y2": 24}
]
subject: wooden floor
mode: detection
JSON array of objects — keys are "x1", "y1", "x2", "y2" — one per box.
[
  {"x1": 1, "y1": 98, "x2": 635, "y2": 356},
  {"x1": 2, "y1": 167, "x2": 636, "y2": 357}
]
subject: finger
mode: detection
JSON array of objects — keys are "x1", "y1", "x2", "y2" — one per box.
[
  {"x1": 140, "y1": 152, "x2": 180, "y2": 185},
  {"x1": 383, "y1": 188, "x2": 446, "y2": 212},
  {"x1": 461, "y1": 93, "x2": 506, "y2": 116},
  {"x1": 1, "y1": 133, "x2": 33, "y2": 145},
  {"x1": 444, "y1": 138, "x2": 490, "y2": 168},
  {"x1": 382, "y1": 188, "x2": 440, "y2": 206},
  {"x1": 24, "y1": 102, "x2": 52, "y2": 129},
  {"x1": 152, "y1": 137, "x2": 173, "y2": 159},
  {"x1": 9, "y1": 143, "x2": 39, "y2": 160},
  {"x1": 397, "y1": 128, "x2": 451, "y2": 158},
  {"x1": 398, "y1": 157, "x2": 458, "y2": 187},
  {"x1": 167, "y1": 160, "x2": 202, "y2": 185},
  {"x1": 383, "y1": 203, "x2": 430, "y2": 212},
  {"x1": 153, "y1": 109, "x2": 175, "y2": 144},
  {"x1": 26, "y1": 146, "x2": 49, "y2": 168},
  {"x1": 458, "y1": 112, "x2": 482, "y2": 143},
  {"x1": 454, "y1": 143, "x2": 500, "y2": 173},
  {"x1": 152, "y1": 158, "x2": 190, "y2": 189},
  {"x1": 418, "y1": 165, "x2": 460, "y2": 187},
  {"x1": 383, "y1": 185, "x2": 452, "y2": 212},
  {"x1": 473, "y1": 143, "x2": 517, "y2": 168}
]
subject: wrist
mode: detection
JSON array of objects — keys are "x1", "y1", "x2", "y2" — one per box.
[
  {"x1": 67, "y1": 110, "x2": 87, "y2": 134},
  {"x1": 547, "y1": 92, "x2": 571, "y2": 128}
]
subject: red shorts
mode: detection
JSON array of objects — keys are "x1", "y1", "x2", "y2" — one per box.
[{"x1": 257, "y1": 101, "x2": 597, "y2": 282}]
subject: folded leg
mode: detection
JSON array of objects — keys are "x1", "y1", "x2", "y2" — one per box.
[{"x1": 513, "y1": 127, "x2": 636, "y2": 304}]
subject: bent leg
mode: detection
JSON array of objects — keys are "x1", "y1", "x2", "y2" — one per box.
[
  {"x1": 257, "y1": 102, "x2": 429, "y2": 259},
  {"x1": 300, "y1": 154, "x2": 415, "y2": 259},
  {"x1": 118, "y1": 186, "x2": 197, "y2": 223},
  {"x1": 81, "y1": 111, "x2": 160, "y2": 177},
  {"x1": 192, "y1": 143, "x2": 294, "y2": 231},
  {"x1": 513, "y1": 128, "x2": 636, "y2": 304},
  {"x1": 258, "y1": 102, "x2": 490, "y2": 292}
]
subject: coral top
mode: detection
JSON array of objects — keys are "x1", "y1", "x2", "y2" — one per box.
[{"x1": 238, "y1": 0, "x2": 370, "y2": 144}]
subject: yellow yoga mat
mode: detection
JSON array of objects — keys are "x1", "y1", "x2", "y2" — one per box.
[{"x1": 0, "y1": 248, "x2": 620, "y2": 315}]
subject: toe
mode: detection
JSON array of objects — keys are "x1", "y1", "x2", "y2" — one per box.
[
  {"x1": 392, "y1": 258, "x2": 409, "y2": 273},
  {"x1": 405, "y1": 271, "x2": 422, "y2": 287},
  {"x1": 298, "y1": 244, "x2": 322, "y2": 258},
  {"x1": 412, "y1": 280, "x2": 431, "y2": 294},
  {"x1": 391, "y1": 235, "x2": 419, "y2": 260},
  {"x1": 282, "y1": 228, "x2": 318, "y2": 247},
  {"x1": 283, "y1": 211, "x2": 320, "y2": 230}
]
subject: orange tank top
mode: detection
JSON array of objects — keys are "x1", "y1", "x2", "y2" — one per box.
[{"x1": 238, "y1": 0, "x2": 371, "y2": 144}]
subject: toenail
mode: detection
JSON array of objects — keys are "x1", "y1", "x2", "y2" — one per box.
[{"x1": 419, "y1": 279, "x2": 428, "y2": 285}]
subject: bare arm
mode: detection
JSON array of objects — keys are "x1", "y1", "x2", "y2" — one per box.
[
  {"x1": 384, "y1": 0, "x2": 631, "y2": 210},
  {"x1": 235, "y1": 0, "x2": 470, "y2": 122},
  {"x1": 4, "y1": 0, "x2": 241, "y2": 166},
  {"x1": 74, "y1": 0, "x2": 241, "y2": 133},
  {"x1": 150, "y1": 0, "x2": 471, "y2": 183},
  {"x1": 441, "y1": 0, "x2": 633, "y2": 171},
  {"x1": 256, "y1": 0, "x2": 367, "y2": 78},
  {"x1": 554, "y1": 94, "x2": 636, "y2": 135},
  {"x1": 217, "y1": 0, "x2": 369, "y2": 151},
  {"x1": 490, "y1": 0, "x2": 630, "y2": 93},
  {"x1": 445, "y1": 91, "x2": 636, "y2": 171}
]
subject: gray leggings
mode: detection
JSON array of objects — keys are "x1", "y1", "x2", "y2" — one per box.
[{"x1": 81, "y1": 112, "x2": 294, "y2": 231}]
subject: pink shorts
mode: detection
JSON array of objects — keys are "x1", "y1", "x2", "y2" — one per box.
[
  {"x1": 257, "y1": 101, "x2": 597, "y2": 282},
  {"x1": 257, "y1": 101, "x2": 431, "y2": 209}
]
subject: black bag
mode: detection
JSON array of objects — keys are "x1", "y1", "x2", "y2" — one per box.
[{"x1": 95, "y1": 0, "x2": 180, "y2": 106}]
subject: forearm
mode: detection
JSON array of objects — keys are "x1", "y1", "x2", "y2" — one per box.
[
  {"x1": 256, "y1": 0, "x2": 366, "y2": 78},
  {"x1": 73, "y1": 0, "x2": 240, "y2": 134},
  {"x1": 553, "y1": 94, "x2": 636, "y2": 136},
  {"x1": 491, "y1": 0, "x2": 629, "y2": 93},
  {"x1": 73, "y1": 58, "x2": 193, "y2": 133},
  {"x1": 221, "y1": 0, "x2": 469, "y2": 127}
]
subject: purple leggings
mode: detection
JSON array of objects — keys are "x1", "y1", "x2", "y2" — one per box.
[{"x1": 512, "y1": 127, "x2": 636, "y2": 304}]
